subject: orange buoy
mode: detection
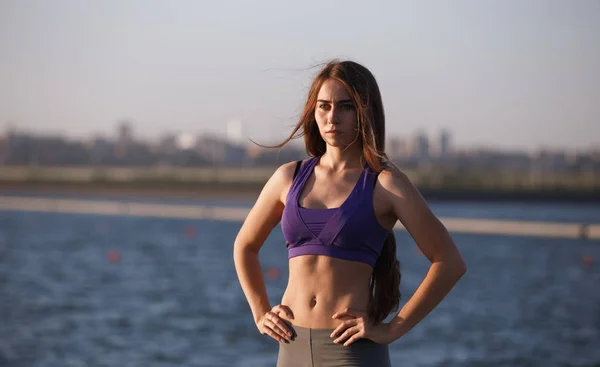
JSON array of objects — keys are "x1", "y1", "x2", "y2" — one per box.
[
  {"x1": 582, "y1": 255, "x2": 594, "y2": 268},
  {"x1": 265, "y1": 266, "x2": 281, "y2": 281},
  {"x1": 107, "y1": 250, "x2": 121, "y2": 264},
  {"x1": 184, "y1": 226, "x2": 197, "y2": 238}
]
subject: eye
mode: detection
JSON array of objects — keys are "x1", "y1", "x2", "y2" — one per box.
[
  {"x1": 318, "y1": 103, "x2": 331, "y2": 110},
  {"x1": 341, "y1": 103, "x2": 355, "y2": 110}
]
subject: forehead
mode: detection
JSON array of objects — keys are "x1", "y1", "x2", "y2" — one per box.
[{"x1": 317, "y1": 79, "x2": 351, "y2": 101}]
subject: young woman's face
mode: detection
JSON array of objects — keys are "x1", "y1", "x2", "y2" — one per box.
[{"x1": 314, "y1": 79, "x2": 359, "y2": 148}]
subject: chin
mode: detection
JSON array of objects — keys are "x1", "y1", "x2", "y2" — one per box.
[{"x1": 325, "y1": 137, "x2": 353, "y2": 148}]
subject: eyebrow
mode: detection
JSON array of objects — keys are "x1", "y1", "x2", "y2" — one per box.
[{"x1": 316, "y1": 99, "x2": 353, "y2": 103}]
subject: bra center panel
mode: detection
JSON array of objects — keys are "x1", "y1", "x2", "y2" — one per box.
[{"x1": 298, "y1": 206, "x2": 337, "y2": 237}]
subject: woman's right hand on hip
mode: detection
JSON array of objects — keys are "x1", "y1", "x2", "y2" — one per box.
[{"x1": 256, "y1": 305, "x2": 294, "y2": 343}]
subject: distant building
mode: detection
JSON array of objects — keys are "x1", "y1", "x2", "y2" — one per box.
[
  {"x1": 407, "y1": 131, "x2": 429, "y2": 160},
  {"x1": 118, "y1": 121, "x2": 133, "y2": 143},
  {"x1": 387, "y1": 137, "x2": 409, "y2": 159},
  {"x1": 114, "y1": 120, "x2": 133, "y2": 158},
  {"x1": 159, "y1": 134, "x2": 178, "y2": 155},
  {"x1": 532, "y1": 149, "x2": 572, "y2": 172},
  {"x1": 87, "y1": 136, "x2": 112, "y2": 165},
  {"x1": 0, "y1": 136, "x2": 6, "y2": 166},
  {"x1": 195, "y1": 134, "x2": 246, "y2": 166},
  {"x1": 430, "y1": 129, "x2": 452, "y2": 158}
]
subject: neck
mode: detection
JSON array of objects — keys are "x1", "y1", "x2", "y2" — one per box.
[{"x1": 321, "y1": 144, "x2": 363, "y2": 172}]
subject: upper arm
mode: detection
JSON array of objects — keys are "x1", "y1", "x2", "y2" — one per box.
[
  {"x1": 234, "y1": 161, "x2": 296, "y2": 254},
  {"x1": 379, "y1": 168, "x2": 463, "y2": 265}
]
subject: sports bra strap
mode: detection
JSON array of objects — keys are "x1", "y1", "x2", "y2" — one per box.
[{"x1": 293, "y1": 160, "x2": 302, "y2": 180}]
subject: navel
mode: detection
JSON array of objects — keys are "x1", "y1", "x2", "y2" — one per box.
[{"x1": 309, "y1": 297, "x2": 317, "y2": 308}]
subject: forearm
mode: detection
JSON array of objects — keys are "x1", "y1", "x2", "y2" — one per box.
[
  {"x1": 233, "y1": 246, "x2": 272, "y2": 324},
  {"x1": 389, "y1": 259, "x2": 466, "y2": 340}
]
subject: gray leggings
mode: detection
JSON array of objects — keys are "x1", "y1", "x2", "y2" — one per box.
[{"x1": 276, "y1": 323, "x2": 391, "y2": 367}]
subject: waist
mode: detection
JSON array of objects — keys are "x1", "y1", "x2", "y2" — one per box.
[
  {"x1": 280, "y1": 290, "x2": 370, "y2": 329},
  {"x1": 280, "y1": 255, "x2": 372, "y2": 328}
]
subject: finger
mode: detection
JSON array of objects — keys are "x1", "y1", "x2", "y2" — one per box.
[
  {"x1": 333, "y1": 326, "x2": 359, "y2": 343},
  {"x1": 264, "y1": 326, "x2": 287, "y2": 343},
  {"x1": 262, "y1": 314, "x2": 290, "y2": 342},
  {"x1": 265, "y1": 317, "x2": 292, "y2": 340},
  {"x1": 272, "y1": 306, "x2": 295, "y2": 335},
  {"x1": 269, "y1": 313, "x2": 293, "y2": 337},
  {"x1": 330, "y1": 319, "x2": 357, "y2": 339},
  {"x1": 334, "y1": 326, "x2": 360, "y2": 344},
  {"x1": 343, "y1": 332, "x2": 364, "y2": 347}
]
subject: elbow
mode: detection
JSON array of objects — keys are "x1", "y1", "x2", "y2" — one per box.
[
  {"x1": 432, "y1": 251, "x2": 467, "y2": 278},
  {"x1": 233, "y1": 243, "x2": 250, "y2": 273},
  {"x1": 444, "y1": 261, "x2": 466, "y2": 284},
  {"x1": 447, "y1": 246, "x2": 467, "y2": 278},
  {"x1": 452, "y1": 256, "x2": 467, "y2": 279},
  {"x1": 438, "y1": 254, "x2": 466, "y2": 280},
  {"x1": 233, "y1": 241, "x2": 259, "y2": 261},
  {"x1": 233, "y1": 241, "x2": 245, "y2": 265},
  {"x1": 233, "y1": 241, "x2": 246, "y2": 259},
  {"x1": 457, "y1": 259, "x2": 467, "y2": 277}
]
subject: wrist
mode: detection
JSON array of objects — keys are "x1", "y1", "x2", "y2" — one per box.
[
  {"x1": 254, "y1": 314, "x2": 266, "y2": 326},
  {"x1": 253, "y1": 308, "x2": 270, "y2": 326}
]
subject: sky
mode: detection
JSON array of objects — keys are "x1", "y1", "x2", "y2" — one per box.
[{"x1": 1, "y1": 0, "x2": 599, "y2": 152}]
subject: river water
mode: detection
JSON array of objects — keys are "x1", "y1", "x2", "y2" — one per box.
[{"x1": 0, "y1": 199, "x2": 599, "y2": 366}]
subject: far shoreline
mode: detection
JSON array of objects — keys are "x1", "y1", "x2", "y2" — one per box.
[{"x1": 1, "y1": 182, "x2": 599, "y2": 204}]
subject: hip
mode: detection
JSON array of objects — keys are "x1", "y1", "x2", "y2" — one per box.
[{"x1": 276, "y1": 323, "x2": 391, "y2": 367}]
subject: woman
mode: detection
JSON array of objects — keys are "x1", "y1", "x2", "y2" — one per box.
[{"x1": 233, "y1": 60, "x2": 466, "y2": 366}]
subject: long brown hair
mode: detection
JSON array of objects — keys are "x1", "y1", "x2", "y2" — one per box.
[
  {"x1": 369, "y1": 231, "x2": 401, "y2": 323},
  {"x1": 270, "y1": 59, "x2": 401, "y2": 323}
]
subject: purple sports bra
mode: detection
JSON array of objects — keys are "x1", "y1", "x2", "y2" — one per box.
[{"x1": 281, "y1": 156, "x2": 390, "y2": 267}]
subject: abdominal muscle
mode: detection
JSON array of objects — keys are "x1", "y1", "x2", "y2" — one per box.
[{"x1": 278, "y1": 255, "x2": 373, "y2": 329}]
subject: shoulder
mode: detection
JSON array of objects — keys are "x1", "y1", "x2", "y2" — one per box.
[
  {"x1": 268, "y1": 161, "x2": 298, "y2": 186},
  {"x1": 376, "y1": 163, "x2": 417, "y2": 200},
  {"x1": 264, "y1": 159, "x2": 307, "y2": 198},
  {"x1": 275, "y1": 160, "x2": 299, "y2": 176},
  {"x1": 271, "y1": 159, "x2": 308, "y2": 181},
  {"x1": 375, "y1": 163, "x2": 432, "y2": 224}
]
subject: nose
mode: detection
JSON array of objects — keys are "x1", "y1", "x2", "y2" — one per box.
[{"x1": 327, "y1": 106, "x2": 340, "y2": 125}]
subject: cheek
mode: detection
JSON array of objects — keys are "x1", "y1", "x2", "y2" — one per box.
[
  {"x1": 314, "y1": 111, "x2": 327, "y2": 126},
  {"x1": 342, "y1": 111, "x2": 358, "y2": 126}
]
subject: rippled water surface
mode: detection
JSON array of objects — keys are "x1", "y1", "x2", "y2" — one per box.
[{"x1": 0, "y1": 200, "x2": 599, "y2": 366}]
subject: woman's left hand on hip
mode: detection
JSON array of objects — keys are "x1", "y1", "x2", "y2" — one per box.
[{"x1": 330, "y1": 308, "x2": 395, "y2": 346}]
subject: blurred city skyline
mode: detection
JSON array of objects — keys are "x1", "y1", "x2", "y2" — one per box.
[
  {"x1": 5, "y1": 119, "x2": 598, "y2": 156},
  {"x1": 1, "y1": 1, "x2": 599, "y2": 152}
]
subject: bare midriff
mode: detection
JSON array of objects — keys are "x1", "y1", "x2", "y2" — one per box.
[{"x1": 279, "y1": 255, "x2": 373, "y2": 329}]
